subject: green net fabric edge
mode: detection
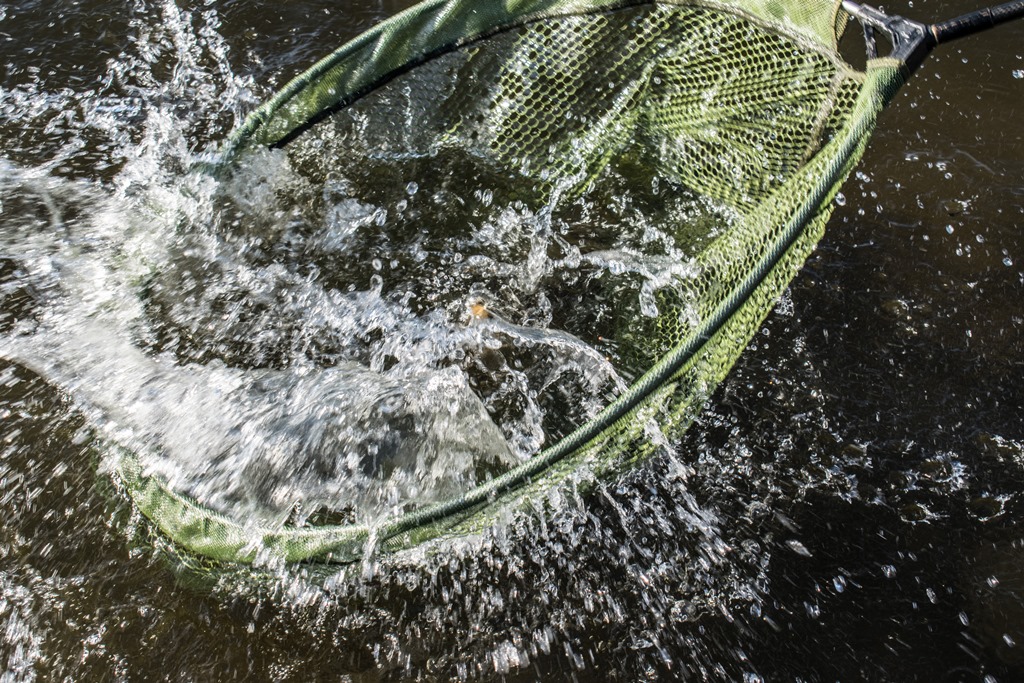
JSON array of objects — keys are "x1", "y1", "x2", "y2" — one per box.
[
  {"x1": 116, "y1": 55, "x2": 908, "y2": 565},
  {"x1": 226, "y1": 0, "x2": 845, "y2": 152}
]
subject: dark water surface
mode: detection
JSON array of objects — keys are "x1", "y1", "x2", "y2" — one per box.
[{"x1": 1, "y1": 0, "x2": 1022, "y2": 680}]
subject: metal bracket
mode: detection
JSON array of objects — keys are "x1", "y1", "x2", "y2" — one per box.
[{"x1": 841, "y1": 1, "x2": 936, "y2": 72}]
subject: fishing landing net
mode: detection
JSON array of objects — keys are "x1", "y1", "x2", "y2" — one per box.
[{"x1": 111, "y1": 0, "x2": 1013, "y2": 565}]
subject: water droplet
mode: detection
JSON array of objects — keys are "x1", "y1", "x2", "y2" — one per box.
[
  {"x1": 987, "y1": 575, "x2": 1000, "y2": 588},
  {"x1": 833, "y1": 576, "x2": 846, "y2": 593},
  {"x1": 881, "y1": 564, "x2": 896, "y2": 578},
  {"x1": 405, "y1": 181, "x2": 418, "y2": 195},
  {"x1": 1004, "y1": 257, "x2": 1014, "y2": 267},
  {"x1": 1004, "y1": 634, "x2": 1016, "y2": 647},
  {"x1": 835, "y1": 192, "x2": 846, "y2": 206},
  {"x1": 945, "y1": 225, "x2": 954, "y2": 234},
  {"x1": 1013, "y1": 69, "x2": 1024, "y2": 79},
  {"x1": 786, "y1": 539, "x2": 813, "y2": 557}
]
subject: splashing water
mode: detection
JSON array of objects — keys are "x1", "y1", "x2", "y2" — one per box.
[
  {"x1": 0, "y1": 3, "x2": 750, "y2": 674},
  {"x1": 0, "y1": 0, "x2": 727, "y2": 530},
  {"x1": 3, "y1": 1, "x2": 1023, "y2": 681}
]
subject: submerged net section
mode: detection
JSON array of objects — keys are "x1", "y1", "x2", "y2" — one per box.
[{"x1": 116, "y1": 0, "x2": 908, "y2": 564}]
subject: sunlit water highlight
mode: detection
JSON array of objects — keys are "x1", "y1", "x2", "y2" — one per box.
[{"x1": 1, "y1": 0, "x2": 1022, "y2": 681}]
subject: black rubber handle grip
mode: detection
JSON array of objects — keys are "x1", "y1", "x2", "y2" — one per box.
[{"x1": 931, "y1": 0, "x2": 1024, "y2": 43}]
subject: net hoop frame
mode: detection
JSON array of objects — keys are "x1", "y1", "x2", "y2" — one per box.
[{"x1": 116, "y1": 0, "x2": 910, "y2": 565}]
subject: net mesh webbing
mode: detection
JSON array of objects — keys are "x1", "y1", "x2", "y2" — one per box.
[{"x1": 115, "y1": 0, "x2": 908, "y2": 564}]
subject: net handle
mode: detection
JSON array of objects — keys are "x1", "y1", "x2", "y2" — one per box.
[
  {"x1": 930, "y1": 0, "x2": 1024, "y2": 43},
  {"x1": 841, "y1": 0, "x2": 1024, "y2": 72}
]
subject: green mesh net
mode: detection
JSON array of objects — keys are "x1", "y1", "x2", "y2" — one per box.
[{"x1": 115, "y1": 0, "x2": 909, "y2": 564}]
